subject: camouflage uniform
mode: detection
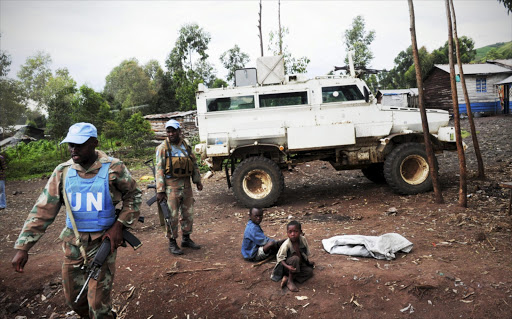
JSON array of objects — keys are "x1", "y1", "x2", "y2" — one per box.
[
  {"x1": 155, "y1": 138, "x2": 201, "y2": 239},
  {"x1": 14, "y1": 150, "x2": 141, "y2": 319}
]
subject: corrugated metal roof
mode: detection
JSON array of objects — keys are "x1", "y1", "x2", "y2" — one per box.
[
  {"x1": 487, "y1": 59, "x2": 512, "y2": 69},
  {"x1": 379, "y1": 88, "x2": 418, "y2": 96},
  {"x1": 496, "y1": 75, "x2": 512, "y2": 85},
  {"x1": 435, "y1": 63, "x2": 512, "y2": 75}
]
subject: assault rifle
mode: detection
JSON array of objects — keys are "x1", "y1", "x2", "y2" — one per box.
[
  {"x1": 144, "y1": 159, "x2": 173, "y2": 236},
  {"x1": 75, "y1": 229, "x2": 142, "y2": 303}
]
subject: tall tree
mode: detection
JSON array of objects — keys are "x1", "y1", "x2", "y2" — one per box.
[
  {"x1": 104, "y1": 58, "x2": 153, "y2": 109},
  {"x1": 17, "y1": 51, "x2": 52, "y2": 107},
  {"x1": 167, "y1": 23, "x2": 211, "y2": 74},
  {"x1": 72, "y1": 85, "x2": 111, "y2": 134},
  {"x1": 220, "y1": 45, "x2": 250, "y2": 84},
  {"x1": 42, "y1": 68, "x2": 76, "y2": 107},
  {"x1": 403, "y1": 46, "x2": 434, "y2": 87},
  {"x1": 268, "y1": 27, "x2": 310, "y2": 74},
  {"x1": 431, "y1": 36, "x2": 476, "y2": 64},
  {"x1": 343, "y1": 15, "x2": 376, "y2": 69},
  {"x1": 0, "y1": 38, "x2": 11, "y2": 77},
  {"x1": 143, "y1": 59, "x2": 164, "y2": 98},
  {"x1": 46, "y1": 85, "x2": 75, "y2": 140},
  {"x1": 166, "y1": 23, "x2": 213, "y2": 110},
  {"x1": 0, "y1": 79, "x2": 27, "y2": 136},
  {"x1": 407, "y1": 0, "x2": 444, "y2": 204}
]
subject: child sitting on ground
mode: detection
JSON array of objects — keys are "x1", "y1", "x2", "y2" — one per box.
[
  {"x1": 241, "y1": 207, "x2": 285, "y2": 261},
  {"x1": 271, "y1": 220, "x2": 314, "y2": 292}
]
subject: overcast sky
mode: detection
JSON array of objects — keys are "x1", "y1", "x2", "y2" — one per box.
[{"x1": 1, "y1": 0, "x2": 511, "y2": 91}]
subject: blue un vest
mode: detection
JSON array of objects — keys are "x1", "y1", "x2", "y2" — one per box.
[{"x1": 65, "y1": 162, "x2": 116, "y2": 232}]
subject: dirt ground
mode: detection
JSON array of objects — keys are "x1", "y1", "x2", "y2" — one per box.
[{"x1": 1, "y1": 115, "x2": 511, "y2": 319}]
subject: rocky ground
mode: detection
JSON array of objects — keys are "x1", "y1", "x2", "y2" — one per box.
[{"x1": 0, "y1": 114, "x2": 511, "y2": 319}]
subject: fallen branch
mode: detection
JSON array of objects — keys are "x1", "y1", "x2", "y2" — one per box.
[
  {"x1": 486, "y1": 237, "x2": 496, "y2": 251},
  {"x1": 167, "y1": 267, "x2": 222, "y2": 275},
  {"x1": 252, "y1": 255, "x2": 275, "y2": 267}
]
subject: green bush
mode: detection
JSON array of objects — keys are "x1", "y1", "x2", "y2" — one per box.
[{"x1": 4, "y1": 140, "x2": 66, "y2": 179}]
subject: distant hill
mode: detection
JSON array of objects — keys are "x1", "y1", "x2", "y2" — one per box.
[{"x1": 474, "y1": 41, "x2": 512, "y2": 62}]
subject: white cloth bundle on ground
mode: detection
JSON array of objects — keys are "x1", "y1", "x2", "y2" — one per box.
[{"x1": 321, "y1": 233, "x2": 413, "y2": 260}]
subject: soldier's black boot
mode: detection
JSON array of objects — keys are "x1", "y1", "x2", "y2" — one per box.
[
  {"x1": 168, "y1": 238, "x2": 183, "y2": 255},
  {"x1": 181, "y1": 234, "x2": 201, "y2": 249}
]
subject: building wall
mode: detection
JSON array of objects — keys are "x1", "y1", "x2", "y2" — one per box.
[
  {"x1": 424, "y1": 68, "x2": 452, "y2": 111},
  {"x1": 424, "y1": 68, "x2": 511, "y2": 114}
]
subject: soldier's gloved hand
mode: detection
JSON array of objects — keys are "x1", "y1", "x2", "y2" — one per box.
[{"x1": 157, "y1": 192, "x2": 166, "y2": 203}]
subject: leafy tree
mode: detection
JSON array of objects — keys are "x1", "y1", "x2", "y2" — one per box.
[
  {"x1": 143, "y1": 59, "x2": 164, "y2": 95},
  {"x1": 403, "y1": 47, "x2": 434, "y2": 87},
  {"x1": 151, "y1": 71, "x2": 179, "y2": 114},
  {"x1": 104, "y1": 58, "x2": 153, "y2": 109},
  {"x1": 220, "y1": 45, "x2": 250, "y2": 84},
  {"x1": 497, "y1": 0, "x2": 512, "y2": 13},
  {"x1": 24, "y1": 108, "x2": 46, "y2": 128},
  {"x1": 343, "y1": 15, "x2": 376, "y2": 69},
  {"x1": 72, "y1": 85, "x2": 111, "y2": 134},
  {"x1": 165, "y1": 23, "x2": 213, "y2": 110},
  {"x1": 46, "y1": 86, "x2": 76, "y2": 140},
  {"x1": 483, "y1": 48, "x2": 504, "y2": 60},
  {"x1": 43, "y1": 68, "x2": 77, "y2": 139},
  {"x1": 17, "y1": 51, "x2": 53, "y2": 106},
  {"x1": 0, "y1": 40, "x2": 11, "y2": 77},
  {"x1": 431, "y1": 36, "x2": 476, "y2": 64},
  {"x1": 268, "y1": 26, "x2": 310, "y2": 74},
  {"x1": 42, "y1": 68, "x2": 76, "y2": 107},
  {"x1": 0, "y1": 78, "x2": 28, "y2": 135},
  {"x1": 211, "y1": 78, "x2": 228, "y2": 88},
  {"x1": 192, "y1": 60, "x2": 216, "y2": 87},
  {"x1": 168, "y1": 23, "x2": 211, "y2": 73},
  {"x1": 123, "y1": 112, "x2": 154, "y2": 151}
]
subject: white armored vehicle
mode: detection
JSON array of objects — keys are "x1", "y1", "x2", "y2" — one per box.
[{"x1": 194, "y1": 56, "x2": 456, "y2": 207}]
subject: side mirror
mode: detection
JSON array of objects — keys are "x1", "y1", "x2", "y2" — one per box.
[{"x1": 364, "y1": 87, "x2": 370, "y2": 103}]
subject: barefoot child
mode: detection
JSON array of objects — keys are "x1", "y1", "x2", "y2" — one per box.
[
  {"x1": 241, "y1": 208, "x2": 285, "y2": 261},
  {"x1": 271, "y1": 220, "x2": 314, "y2": 292}
]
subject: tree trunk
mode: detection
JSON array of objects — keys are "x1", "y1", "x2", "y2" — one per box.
[
  {"x1": 258, "y1": 0, "x2": 264, "y2": 57},
  {"x1": 449, "y1": 0, "x2": 485, "y2": 179},
  {"x1": 445, "y1": 0, "x2": 467, "y2": 207},
  {"x1": 407, "y1": 0, "x2": 444, "y2": 204}
]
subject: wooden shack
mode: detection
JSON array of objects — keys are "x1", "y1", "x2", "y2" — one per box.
[
  {"x1": 424, "y1": 63, "x2": 512, "y2": 114},
  {"x1": 144, "y1": 111, "x2": 197, "y2": 140}
]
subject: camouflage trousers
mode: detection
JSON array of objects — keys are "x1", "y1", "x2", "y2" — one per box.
[
  {"x1": 164, "y1": 186, "x2": 195, "y2": 239},
  {"x1": 62, "y1": 237, "x2": 117, "y2": 319}
]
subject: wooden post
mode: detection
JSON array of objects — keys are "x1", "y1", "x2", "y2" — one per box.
[
  {"x1": 258, "y1": 0, "x2": 264, "y2": 57},
  {"x1": 449, "y1": 0, "x2": 485, "y2": 179},
  {"x1": 407, "y1": 0, "x2": 444, "y2": 203},
  {"x1": 445, "y1": 0, "x2": 467, "y2": 207}
]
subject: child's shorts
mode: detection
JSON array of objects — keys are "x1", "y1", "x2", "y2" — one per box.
[{"x1": 254, "y1": 246, "x2": 270, "y2": 261}]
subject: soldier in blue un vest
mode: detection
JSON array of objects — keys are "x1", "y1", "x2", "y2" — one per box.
[{"x1": 12, "y1": 123, "x2": 142, "y2": 319}]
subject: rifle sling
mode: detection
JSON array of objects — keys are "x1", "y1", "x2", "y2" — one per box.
[{"x1": 62, "y1": 166, "x2": 89, "y2": 266}]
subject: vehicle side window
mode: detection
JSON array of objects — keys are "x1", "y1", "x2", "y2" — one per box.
[
  {"x1": 259, "y1": 91, "x2": 308, "y2": 108},
  {"x1": 322, "y1": 85, "x2": 364, "y2": 103},
  {"x1": 207, "y1": 96, "x2": 255, "y2": 112}
]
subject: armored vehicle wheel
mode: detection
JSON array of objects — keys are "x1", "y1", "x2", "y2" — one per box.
[
  {"x1": 231, "y1": 157, "x2": 284, "y2": 208},
  {"x1": 384, "y1": 143, "x2": 437, "y2": 195},
  {"x1": 361, "y1": 163, "x2": 386, "y2": 184}
]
